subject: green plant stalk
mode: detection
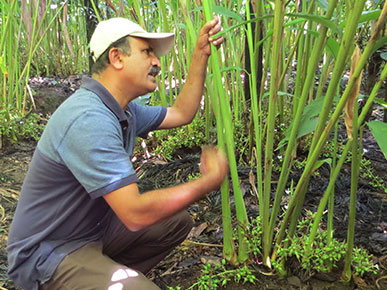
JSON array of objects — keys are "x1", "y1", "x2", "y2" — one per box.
[
  {"x1": 315, "y1": 55, "x2": 333, "y2": 100},
  {"x1": 0, "y1": 0, "x2": 18, "y2": 49},
  {"x1": 158, "y1": 0, "x2": 175, "y2": 106},
  {"x1": 303, "y1": 3, "x2": 315, "y2": 104},
  {"x1": 230, "y1": 69, "x2": 239, "y2": 122},
  {"x1": 268, "y1": 0, "x2": 338, "y2": 246},
  {"x1": 20, "y1": 2, "x2": 65, "y2": 114},
  {"x1": 208, "y1": 82, "x2": 237, "y2": 263},
  {"x1": 203, "y1": 0, "x2": 249, "y2": 263},
  {"x1": 171, "y1": 5, "x2": 187, "y2": 102},
  {"x1": 261, "y1": 0, "x2": 285, "y2": 268},
  {"x1": 327, "y1": 117, "x2": 339, "y2": 258},
  {"x1": 309, "y1": 0, "x2": 367, "y2": 153},
  {"x1": 205, "y1": 80, "x2": 211, "y2": 141},
  {"x1": 292, "y1": 17, "x2": 305, "y2": 112},
  {"x1": 342, "y1": 101, "x2": 361, "y2": 282},
  {"x1": 305, "y1": 61, "x2": 387, "y2": 256},
  {"x1": 132, "y1": 0, "x2": 144, "y2": 27},
  {"x1": 21, "y1": 0, "x2": 42, "y2": 111},
  {"x1": 7, "y1": 7, "x2": 18, "y2": 108},
  {"x1": 89, "y1": 0, "x2": 101, "y2": 22},
  {"x1": 246, "y1": 0, "x2": 263, "y2": 221},
  {"x1": 287, "y1": 0, "x2": 367, "y2": 233},
  {"x1": 1, "y1": 0, "x2": 21, "y2": 109},
  {"x1": 290, "y1": 0, "x2": 387, "y2": 236},
  {"x1": 306, "y1": 138, "x2": 351, "y2": 251},
  {"x1": 277, "y1": 21, "x2": 302, "y2": 89},
  {"x1": 273, "y1": 0, "x2": 384, "y2": 256},
  {"x1": 157, "y1": 5, "x2": 168, "y2": 107},
  {"x1": 178, "y1": 0, "x2": 197, "y2": 69}
]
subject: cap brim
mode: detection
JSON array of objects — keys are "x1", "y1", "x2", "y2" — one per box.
[{"x1": 130, "y1": 32, "x2": 175, "y2": 57}]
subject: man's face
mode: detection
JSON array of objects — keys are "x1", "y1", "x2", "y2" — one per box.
[{"x1": 122, "y1": 37, "x2": 161, "y2": 97}]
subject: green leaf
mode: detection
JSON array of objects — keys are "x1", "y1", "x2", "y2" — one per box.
[
  {"x1": 326, "y1": 37, "x2": 340, "y2": 59},
  {"x1": 374, "y1": 98, "x2": 387, "y2": 108},
  {"x1": 285, "y1": 13, "x2": 342, "y2": 35},
  {"x1": 318, "y1": 0, "x2": 329, "y2": 11},
  {"x1": 358, "y1": 9, "x2": 382, "y2": 25},
  {"x1": 194, "y1": 5, "x2": 244, "y2": 23},
  {"x1": 313, "y1": 158, "x2": 332, "y2": 172},
  {"x1": 381, "y1": 51, "x2": 387, "y2": 61},
  {"x1": 373, "y1": 36, "x2": 387, "y2": 55},
  {"x1": 277, "y1": 97, "x2": 328, "y2": 150},
  {"x1": 262, "y1": 91, "x2": 293, "y2": 99},
  {"x1": 220, "y1": 66, "x2": 249, "y2": 74},
  {"x1": 213, "y1": 5, "x2": 243, "y2": 23},
  {"x1": 367, "y1": 121, "x2": 387, "y2": 160},
  {"x1": 284, "y1": 27, "x2": 339, "y2": 59},
  {"x1": 340, "y1": 9, "x2": 381, "y2": 29},
  {"x1": 212, "y1": 15, "x2": 273, "y2": 38}
]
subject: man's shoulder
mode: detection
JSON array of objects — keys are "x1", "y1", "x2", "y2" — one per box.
[
  {"x1": 62, "y1": 87, "x2": 105, "y2": 112},
  {"x1": 52, "y1": 88, "x2": 117, "y2": 127},
  {"x1": 38, "y1": 89, "x2": 119, "y2": 161}
]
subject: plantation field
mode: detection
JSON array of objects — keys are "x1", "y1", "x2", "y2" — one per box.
[
  {"x1": 1, "y1": 0, "x2": 387, "y2": 289},
  {"x1": 0, "y1": 78, "x2": 386, "y2": 289}
]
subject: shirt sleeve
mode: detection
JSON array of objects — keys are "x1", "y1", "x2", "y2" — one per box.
[
  {"x1": 129, "y1": 102, "x2": 167, "y2": 138},
  {"x1": 57, "y1": 109, "x2": 138, "y2": 199}
]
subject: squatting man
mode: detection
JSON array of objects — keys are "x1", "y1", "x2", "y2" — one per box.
[{"x1": 7, "y1": 16, "x2": 228, "y2": 290}]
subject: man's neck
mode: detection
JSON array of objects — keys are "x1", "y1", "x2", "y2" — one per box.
[{"x1": 92, "y1": 72, "x2": 132, "y2": 109}]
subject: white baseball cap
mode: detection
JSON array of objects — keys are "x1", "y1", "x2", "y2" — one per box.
[{"x1": 90, "y1": 17, "x2": 175, "y2": 61}]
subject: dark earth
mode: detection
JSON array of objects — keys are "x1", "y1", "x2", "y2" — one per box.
[{"x1": 0, "y1": 76, "x2": 386, "y2": 290}]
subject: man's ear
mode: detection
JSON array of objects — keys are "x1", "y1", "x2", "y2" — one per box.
[{"x1": 108, "y1": 48, "x2": 124, "y2": 70}]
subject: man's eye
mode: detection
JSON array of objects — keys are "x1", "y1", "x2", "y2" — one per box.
[{"x1": 143, "y1": 49, "x2": 151, "y2": 56}]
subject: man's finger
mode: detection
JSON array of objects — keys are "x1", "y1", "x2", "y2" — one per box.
[
  {"x1": 202, "y1": 16, "x2": 220, "y2": 34},
  {"x1": 210, "y1": 36, "x2": 224, "y2": 46}
]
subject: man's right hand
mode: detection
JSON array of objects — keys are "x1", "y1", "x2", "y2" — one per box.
[{"x1": 200, "y1": 146, "x2": 229, "y2": 189}]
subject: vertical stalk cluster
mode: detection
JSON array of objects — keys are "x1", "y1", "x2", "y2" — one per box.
[
  {"x1": 202, "y1": 0, "x2": 249, "y2": 264},
  {"x1": 3, "y1": 0, "x2": 387, "y2": 280}
]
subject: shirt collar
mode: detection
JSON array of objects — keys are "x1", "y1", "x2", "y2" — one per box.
[{"x1": 81, "y1": 76, "x2": 128, "y2": 123}]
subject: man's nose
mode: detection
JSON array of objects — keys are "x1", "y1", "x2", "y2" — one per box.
[{"x1": 152, "y1": 55, "x2": 161, "y2": 67}]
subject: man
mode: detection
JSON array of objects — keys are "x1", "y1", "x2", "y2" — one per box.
[{"x1": 7, "y1": 17, "x2": 227, "y2": 290}]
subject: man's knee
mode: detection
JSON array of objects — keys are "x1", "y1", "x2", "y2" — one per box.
[
  {"x1": 175, "y1": 210, "x2": 194, "y2": 234},
  {"x1": 164, "y1": 210, "x2": 193, "y2": 244},
  {"x1": 144, "y1": 210, "x2": 193, "y2": 246},
  {"x1": 108, "y1": 268, "x2": 161, "y2": 290}
]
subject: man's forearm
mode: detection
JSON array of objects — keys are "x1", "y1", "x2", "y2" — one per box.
[
  {"x1": 172, "y1": 48, "x2": 209, "y2": 124},
  {"x1": 124, "y1": 173, "x2": 220, "y2": 231}
]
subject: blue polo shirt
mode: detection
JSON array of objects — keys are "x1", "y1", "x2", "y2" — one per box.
[{"x1": 7, "y1": 77, "x2": 166, "y2": 290}]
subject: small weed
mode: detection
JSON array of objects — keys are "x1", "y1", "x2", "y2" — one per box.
[
  {"x1": 168, "y1": 260, "x2": 257, "y2": 290},
  {"x1": 153, "y1": 117, "x2": 207, "y2": 159},
  {"x1": 360, "y1": 158, "x2": 386, "y2": 192},
  {"x1": 0, "y1": 109, "x2": 46, "y2": 145},
  {"x1": 272, "y1": 212, "x2": 379, "y2": 277},
  {"x1": 241, "y1": 216, "x2": 263, "y2": 260},
  {"x1": 187, "y1": 172, "x2": 201, "y2": 181}
]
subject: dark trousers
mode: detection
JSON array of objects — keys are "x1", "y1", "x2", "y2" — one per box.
[{"x1": 41, "y1": 211, "x2": 193, "y2": 290}]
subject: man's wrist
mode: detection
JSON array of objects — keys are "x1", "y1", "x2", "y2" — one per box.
[{"x1": 200, "y1": 171, "x2": 225, "y2": 192}]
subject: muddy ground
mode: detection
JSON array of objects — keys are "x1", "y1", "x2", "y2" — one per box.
[{"x1": 0, "y1": 77, "x2": 386, "y2": 289}]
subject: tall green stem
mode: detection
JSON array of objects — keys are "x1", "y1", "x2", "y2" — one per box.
[
  {"x1": 261, "y1": 0, "x2": 285, "y2": 268},
  {"x1": 342, "y1": 100, "x2": 361, "y2": 282},
  {"x1": 203, "y1": 0, "x2": 249, "y2": 263}
]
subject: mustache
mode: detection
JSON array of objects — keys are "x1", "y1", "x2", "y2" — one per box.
[{"x1": 149, "y1": 66, "x2": 161, "y2": 75}]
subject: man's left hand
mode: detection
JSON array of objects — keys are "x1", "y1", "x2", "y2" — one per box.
[{"x1": 196, "y1": 16, "x2": 224, "y2": 56}]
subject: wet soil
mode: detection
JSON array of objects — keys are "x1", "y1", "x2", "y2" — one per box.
[{"x1": 0, "y1": 77, "x2": 386, "y2": 290}]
